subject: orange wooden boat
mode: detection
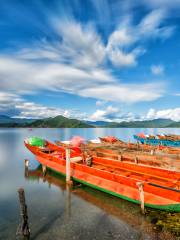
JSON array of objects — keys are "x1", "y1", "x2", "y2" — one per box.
[
  {"x1": 24, "y1": 138, "x2": 180, "y2": 212},
  {"x1": 89, "y1": 147, "x2": 180, "y2": 170}
]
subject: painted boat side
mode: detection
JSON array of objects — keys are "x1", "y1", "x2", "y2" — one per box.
[
  {"x1": 25, "y1": 142, "x2": 180, "y2": 211},
  {"x1": 35, "y1": 154, "x2": 180, "y2": 211},
  {"x1": 134, "y1": 135, "x2": 180, "y2": 147},
  {"x1": 92, "y1": 156, "x2": 180, "y2": 180}
]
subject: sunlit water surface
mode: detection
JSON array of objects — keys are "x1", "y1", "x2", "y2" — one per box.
[{"x1": 0, "y1": 128, "x2": 180, "y2": 240}]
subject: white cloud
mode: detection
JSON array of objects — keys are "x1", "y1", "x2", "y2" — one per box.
[
  {"x1": 0, "y1": 92, "x2": 23, "y2": 111},
  {"x1": 146, "y1": 108, "x2": 180, "y2": 121},
  {"x1": 79, "y1": 83, "x2": 164, "y2": 103},
  {"x1": 16, "y1": 45, "x2": 61, "y2": 61},
  {"x1": 0, "y1": 91, "x2": 74, "y2": 119},
  {"x1": 138, "y1": 9, "x2": 175, "y2": 39},
  {"x1": 13, "y1": 11, "x2": 174, "y2": 71},
  {"x1": 14, "y1": 102, "x2": 71, "y2": 119},
  {"x1": 107, "y1": 27, "x2": 135, "y2": 48},
  {"x1": 53, "y1": 20, "x2": 106, "y2": 68},
  {"x1": 0, "y1": 14, "x2": 173, "y2": 108},
  {"x1": 0, "y1": 55, "x2": 164, "y2": 104},
  {"x1": 2, "y1": 91, "x2": 179, "y2": 123},
  {"x1": 90, "y1": 106, "x2": 120, "y2": 121},
  {"x1": 108, "y1": 49, "x2": 137, "y2": 67},
  {"x1": 96, "y1": 100, "x2": 107, "y2": 106},
  {"x1": 89, "y1": 105, "x2": 137, "y2": 122},
  {"x1": 106, "y1": 9, "x2": 174, "y2": 67},
  {"x1": 151, "y1": 64, "x2": 164, "y2": 75}
]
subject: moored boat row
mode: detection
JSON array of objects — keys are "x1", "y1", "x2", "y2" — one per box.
[
  {"x1": 24, "y1": 136, "x2": 180, "y2": 212},
  {"x1": 134, "y1": 133, "x2": 180, "y2": 147}
]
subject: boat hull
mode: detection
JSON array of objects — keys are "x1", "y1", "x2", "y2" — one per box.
[{"x1": 35, "y1": 154, "x2": 180, "y2": 212}]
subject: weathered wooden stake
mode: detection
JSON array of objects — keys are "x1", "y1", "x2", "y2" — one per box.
[
  {"x1": 16, "y1": 188, "x2": 30, "y2": 238},
  {"x1": 24, "y1": 159, "x2": 29, "y2": 169},
  {"x1": 66, "y1": 148, "x2": 71, "y2": 184},
  {"x1": 135, "y1": 156, "x2": 138, "y2": 164},
  {"x1": 150, "y1": 149, "x2": 154, "y2": 155},
  {"x1": 42, "y1": 165, "x2": 47, "y2": 177},
  {"x1": 137, "y1": 182, "x2": 145, "y2": 214},
  {"x1": 118, "y1": 154, "x2": 122, "y2": 161},
  {"x1": 66, "y1": 184, "x2": 71, "y2": 218},
  {"x1": 24, "y1": 159, "x2": 29, "y2": 178}
]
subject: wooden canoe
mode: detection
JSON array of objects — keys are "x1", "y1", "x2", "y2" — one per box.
[
  {"x1": 88, "y1": 147, "x2": 180, "y2": 171},
  {"x1": 25, "y1": 140, "x2": 180, "y2": 212}
]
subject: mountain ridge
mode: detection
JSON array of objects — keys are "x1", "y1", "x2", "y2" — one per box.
[{"x1": 0, "y1": 115, "x2": 179, "y2": 128}]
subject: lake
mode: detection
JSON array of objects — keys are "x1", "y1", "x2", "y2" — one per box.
[{"x1": 0, "y1": 128, "x2": 180, "y2": 240}]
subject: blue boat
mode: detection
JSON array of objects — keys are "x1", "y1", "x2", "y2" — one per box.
[{"x1": 134, "y1": 135, "x2": 180, "y2": 147}]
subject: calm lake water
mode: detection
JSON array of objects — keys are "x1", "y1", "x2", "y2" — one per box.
[{"x1": 0, "y1": 128, "x2": 180, "y2": 240}]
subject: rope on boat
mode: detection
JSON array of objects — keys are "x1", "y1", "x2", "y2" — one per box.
[{"x1": 148, "y1": 182, "x2": 180, "y2": 193}]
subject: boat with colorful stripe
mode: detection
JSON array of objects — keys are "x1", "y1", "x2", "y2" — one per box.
[
  {"x1": 24, "y1": 137, "x2": 180, "y2": 212},
  {"x1": 134, "y1": 133, "x2": 180, "y2": 147}
]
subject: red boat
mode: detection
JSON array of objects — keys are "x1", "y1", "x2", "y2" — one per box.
[{"x1": 25, "y1": 138, "x2": 180, "y2": 212}]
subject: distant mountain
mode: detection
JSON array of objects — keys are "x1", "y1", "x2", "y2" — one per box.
[
  {"x1": 0, "y1": 115, "x2": 179, "y2": 128},
  {"x1": 86, "y1": 118, "x2": 176, "y2": 128},
  {"x1": 107, "y1": 119, "x2": 175, "y2": 128},
  {"x1": 167, "y1": 122, "x2": 180, "y2": 128},
  {"x1": 0, "y1": 115, "x2": 12, "y2": 123},
  {"x1": 85, "y1": 121, "x2": 112, "y2": 127},
  {"x1": 26, "y1": 115, "x2": 93, "y2": 128},
  {"x1": 0, "y1": 115, "x2": 35, "y2": 124}
]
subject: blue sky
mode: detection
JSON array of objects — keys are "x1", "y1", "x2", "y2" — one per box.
[{"x1": 0, "y1": 0, "x2": 180, "y2": 121}]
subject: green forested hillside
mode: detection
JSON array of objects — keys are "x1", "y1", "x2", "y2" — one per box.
[
  {"x1": 107, "y1": 119, "x2": 175, "y2": 128},
  {"x1": 27, "y1": 115, "x2": 93, "y2": 128}
]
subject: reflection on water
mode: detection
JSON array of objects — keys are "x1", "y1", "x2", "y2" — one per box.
[{"x1": 0, "y1": 128, "x2": 180, "y2": 240}]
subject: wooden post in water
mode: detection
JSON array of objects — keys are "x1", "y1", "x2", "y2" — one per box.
[
  {"x1": 66, "y1": 183, "x2": 71, "y2": 218},
  {"x1": 16, "y1": 188, "x2": 30, "y2": 238},
  {"x1": 42, "y1": 165, "x2": 47, "y2": 177},
  {"x1": 24, "y1": 159, "x2": 29, "y2": 169},
  {"x1": 137, "y1": 182, "x2": 145, "y2": 214},
  {"x1": 24, "y1": 159, "x2": 29, "y2": 178},
  {"x1": 66, "y1": 148, "x2": 71, "y2": 184}
]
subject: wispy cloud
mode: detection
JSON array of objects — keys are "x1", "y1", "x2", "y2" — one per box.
[
  {"x1": 1, "y1": 90, "x2": 180, "y2": 122},
  {"x1": 0, "y1": 91, "x2": 77, "y2": 119},
  {"x1": 1, "y1": 8, "x2": 173, "y2": 105},
  {"x1": 146, "y1": 108, "x2": 180, "y2": 121},
  {"x1": 89, "y1": 106, "x2": 136, "y2": 122},
  {"x1": 14, "y1": 101, "x2": 71, "y2": 119},
  {"x1": 0, "y1": 92, "x2": 23, "y2": 112},
  {"x1": 138, "y1": 9, "x2": 175, "y2": 39},
  {"x1": 151, "y1": 64, "x2": 164, "y2": 75},
  {"x1": 0, "y1": 53, "x2": 164, "y2": 104},
  {"x1": 95, "y1": 100, "x2": 107, "y2": 106},
  {"x1": 79, "y1": 83, "x2": 164, "y2": 103},
  {"x1": 90, "y1": 106, "x2": 121, "y2": 121}
]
